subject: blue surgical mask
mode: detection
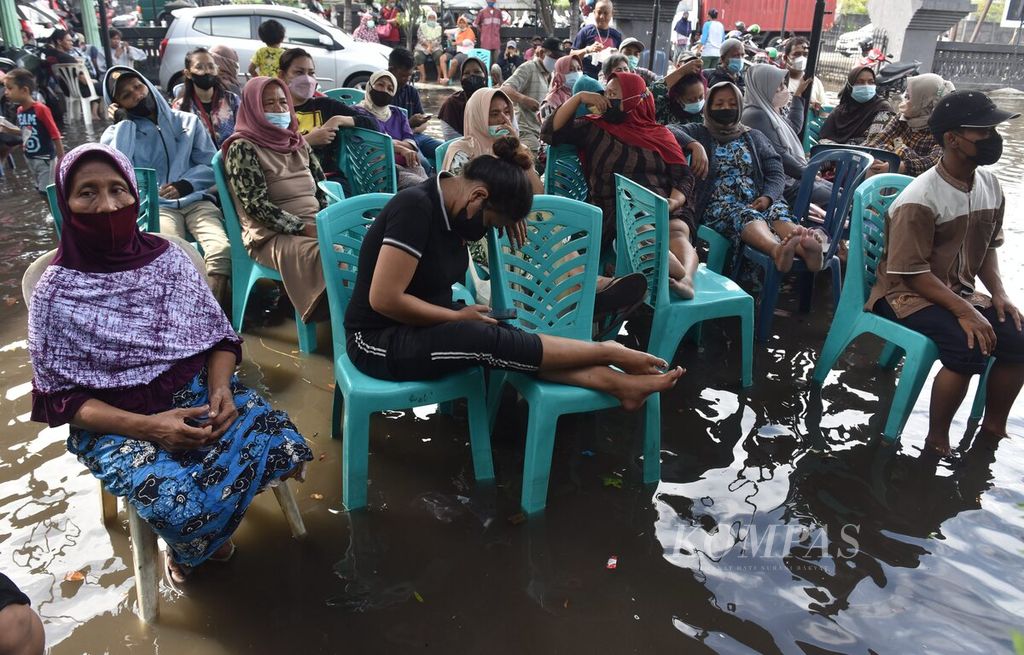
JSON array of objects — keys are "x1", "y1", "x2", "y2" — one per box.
[
  {"x1": 626, "y1": 55, "x2": 639, "y2": 69},
  {"x1": 564, "y1": 71, "x2": 581, "y2": 88},
  {"x1": 488, "y1": 125, "x2": 511, "y2": 137},
  {"x1": 727, "y1": 58, "x2": 743, "y2": 73},
  {"x1": 683, "y1": 98, "x2": 705, "y2": 115},
  {"x1": 851, "y1": 84, "x2": 876, "y2": 103},
  {"x1": 265, "y1": 112, "x2": 292, "y2": 129},
  {"x1": 544, "y1": 56, "x2": 557, "y2": 72}
]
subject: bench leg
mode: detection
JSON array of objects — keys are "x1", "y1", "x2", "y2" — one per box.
[
  {"x1": 273, "y1": 482, "x2": 307, "y2": 539},
  {"x1": 100, "y1": 486, "x2": 119, "y2": 526},
  {"x1": 126, "y1": 504, "x2": 160, "y2": 622}
]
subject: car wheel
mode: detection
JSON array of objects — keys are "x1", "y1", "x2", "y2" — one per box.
[{"x1": 344, "y1": 73, "x2": 371, "y2": 90}]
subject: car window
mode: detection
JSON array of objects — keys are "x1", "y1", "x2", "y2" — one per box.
[
  {"x1": 264, "y1": 16, "x2": 329, "y2": 48},
  {"x1": 193, "y1": 15, "x2": 252, "y2": 39}
]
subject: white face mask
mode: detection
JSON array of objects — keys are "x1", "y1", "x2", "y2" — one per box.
[
  {"x1": 790, "y1": 56, "x2": 807, "y2": 72},
  {"x1": 772, "y1": 87, "x2": 791, "y2": 109}
]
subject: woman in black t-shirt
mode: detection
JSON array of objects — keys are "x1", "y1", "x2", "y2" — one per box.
[{"x1": 345, "y1": 136, "x2": 683, "y2": 410}]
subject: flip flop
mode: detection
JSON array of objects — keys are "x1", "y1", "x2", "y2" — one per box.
[
  {"x1": 164, "y1": 553, "x2": 189, "y2": 596},
  {"x1": 594, "y1": 273, "x2": 648, "y2": 315},
  {"x1": 593, "y1": 298, "x2": 645, "y2": 341},
  {"x1": 207, "y1": 540, "x2": 237, "y2": 563}
]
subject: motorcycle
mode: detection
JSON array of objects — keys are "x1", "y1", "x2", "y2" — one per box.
[{"x1": 857, "y1": 46, "x2": 919, "y2": 100}]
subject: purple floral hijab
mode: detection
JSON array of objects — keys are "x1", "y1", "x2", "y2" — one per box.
[{"x1": 29, "y1": 144, "x2": 239, "y2": 396}]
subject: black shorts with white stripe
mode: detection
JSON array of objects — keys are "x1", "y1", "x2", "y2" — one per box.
[{"x1": 347, "y1": 321, "x2": 544, "y2": 381}]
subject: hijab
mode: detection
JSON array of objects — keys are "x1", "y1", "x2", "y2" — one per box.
[
  {"x1": 572, "y1": 74, "x2": 605, "y2": 117},
  {"x1": 354, "y1": 13, "x2": 380, "y2": 43},
  {"x1": 703, "y1": 82, "x2": 750, "y2": 144},
  {"x1": 586, "y1": 72, "x2": 687, "y2": 165},
  {"x1": 221, "y1": 76, "x2": 304, "y2": 156},
  {"x1": 359, "y1": 70, "x2": 398, "y2": 121},
  {"x1": 899, "y1": 73, "x2": 955, "y2": 130},
  {"x1": 438, "y1": 57, "x2": 487, "y2": 134},
  {"x1": 543, "y1": 55, "x2": 579, "y2": 109},
  {"x1": 443, "y1": 88, "x2": 517, "y2": 169},
  {"x1": 744, "y1": 63, "x2": 805, "y2": 162},
  {"x1": 819, "y1": 65, "x2": 893, "y2": 143},
  {"x1": 29, "y1": 144, "x2": 239, "y2": 396},
  {"x1": 209, "y1": 44, "x2": 240, "y2": 93}
]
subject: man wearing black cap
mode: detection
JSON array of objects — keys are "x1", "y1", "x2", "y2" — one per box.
[
  {"x1": 500, "y1": 37, "x2": 560, "y2": 153},
  {"x1": 867, "y1": 90, "x2": 1024, "y2": 458}
]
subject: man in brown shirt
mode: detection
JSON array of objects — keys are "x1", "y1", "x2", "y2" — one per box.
[{"x1": 868, "y1": 90, "x2": 1023, "y2": 458}]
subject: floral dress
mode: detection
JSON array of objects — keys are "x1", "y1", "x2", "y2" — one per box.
[{"x1": 702, "y1": 138, "x2": 796, "y2": 252}]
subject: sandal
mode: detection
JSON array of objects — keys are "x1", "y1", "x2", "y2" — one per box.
[
  {"x1": 207, "y1": 540, "x2": 237, "y2": 563},
  {"x1": 164, "y1": 553, "x2": 190, "y2": 596},
  {"x1": 593, "y1": 298, "x2": 645, "y2": 341},
  {"x1": 594, "y1": 273, "x2": 647, "y2": 315}
]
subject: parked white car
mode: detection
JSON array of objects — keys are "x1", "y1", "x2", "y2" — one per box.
[
  {"x1": 158, "y1": 5, "x2": 391, "y2": 94},
  {"x1": 835, "y1": 23, "x2": 874, "y2": 58}
]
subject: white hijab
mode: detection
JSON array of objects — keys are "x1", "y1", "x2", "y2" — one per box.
[{"x1": 744, "y1": 63, "x2": 806, "y2": 163}]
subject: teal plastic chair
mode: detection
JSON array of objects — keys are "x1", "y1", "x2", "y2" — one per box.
[
  {"x1": 543, "y1": 144, "x2": 588, "y2": 202},
  {"x1": 324, "y1": 87, "x2": 365, "y2": 104},
  {"x1": 434, "y1": 137, "x2": 460, "y2": 172},
  {"x1": 615, "y1": 175, "x2": 753, "y2": 387},
  {"x1": 49, "y1": 167, "x2": 161, "y2": 238},
  {"x1": 317, "y1": 180, "x2": 346, "y2": 205},
  {"x1": 335, "y1": 127, "x2": 398, "y2": 196},
  {"x1": 697, "y1": 224, "x2": 733, "y2": 275},
  {"x1": 467, "y1": 48, "x2": 492, "y2": 86},
  {"x1": 211, "y1": 151, "x2": 318, "y2": 353},
  {"x1": 802, "y1": 104, "x2": 833, "y2": 154},
  {"x1": 315, "y1": 195, "x2": 495, "y2": 510},
  {"x1": 486, "y1": 195, "x2": 664, "y2": 514},
  {"x1": 811, "y1": 173, "x2": 989, "y2": 439}
]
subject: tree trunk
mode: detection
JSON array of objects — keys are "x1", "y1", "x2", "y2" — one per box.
[
  {"x1": 343, "y1": 0, "x2": 352, "y2": 31},
  {"x1": 570, "y1": 0, "x2": 580, "y2": 35},
  {"x1": 537, "y1": 0, "x2": 555, "y2": 34},
  {"x1": 969, "y1": 0, "x2": 994, "y2": 43}
]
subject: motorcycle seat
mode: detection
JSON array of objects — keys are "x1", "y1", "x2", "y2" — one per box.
[{"x1": 877, "y1": 61, "x2": 920, "y2": 82}]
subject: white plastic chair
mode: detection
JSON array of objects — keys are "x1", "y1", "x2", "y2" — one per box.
[
  {"x1": 21, "y1": 234, "x2": 307, "y2": 622},
  {"x1": 51, "y1": 62, "x2": 101, "y2": 125}
]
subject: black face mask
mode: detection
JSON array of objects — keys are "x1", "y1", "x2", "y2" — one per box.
[
  {"x1": 369, "y1": 89, "x2": 394, "y2": 107},
  {"x1": 603, "y1": 98, "x2": 626, "y2": 124},
  {"x1": 191, "y1": 73, "x2": 217, "y2": 91},
  {"x1": 452, "y1": 205, "x2": 489, "y2": 242},
  {"x1": 126, "y1": 93, "x2": 156, "y2": 118},
  {"x1": 709, "y1": 107, "x2": 740, "y2": 125},
  {"x1": 462, "y1": 75, "x2": 488, "y2": 98},
  {"x1": 964, "y1": 131, "x2": 1003, "y2": 166}
]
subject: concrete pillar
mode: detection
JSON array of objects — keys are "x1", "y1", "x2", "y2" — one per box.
[
  {"x1": 867, "y1": 0, "x2": 972, "y2": 73},
  {"x1": 78, "y1": 0, "x2": 102, "y2": 49},
  {"x1": 1, "y1": 0, "x2": 22, "y2": 47}
]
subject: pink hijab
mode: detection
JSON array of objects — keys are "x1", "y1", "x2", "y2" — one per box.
[
  {"x1": 220, "y1": 76, "x2": 304, "y2": 156},
  {"x1": 543, "y1": 55, "x2": 580, "y2": 109}
]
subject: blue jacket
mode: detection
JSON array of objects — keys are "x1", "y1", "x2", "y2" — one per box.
[{"x1": 100, "y1": 66, "x2": 216, "y2": 210}]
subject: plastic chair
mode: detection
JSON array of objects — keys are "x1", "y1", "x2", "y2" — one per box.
[
  {"x1": 434, "y1": 137, "x2": 459, "y2": 172},
  {"x1": 802, "y1": 104, "x2": 833, "y2": 154},
  {"x1": 314, "y1": 194, "x2": 494, "y2": 510},
  {"x1": 467, "y1": 48, "x2": 492, "y2": 86},
  {"x1": 615, "y1": 175, "x2": 753, "y2": 387},
  {"x1": 485, "y1": 194, "x2": 663, "y2": 514},
  {"x1": 324, "y1": 87, "x2": 365, "y2": 104},
  {"x1": 811, "y1": 173, "x2": 990, "y2": 439},
  {"x1": 543, "y1": 144, "x2": 588, "y2": 202},
  {"x1": 51, "y1": 62, "x2": 101, "y2": 126},
  {"x1": 811, "y1": 143, "x2": 901, "y2": 174},
  {"x1": 733, "y1": 148, "x2": 874, "y2": 342},
  {"x1": 48, "y1": 167, "x2": 161, "y2": 238},
  {"x1": 698, "y1": 224, "x2": 733, "y2": 275},
  {"x1": 317, "y1": 180, "x2": 346, "y2": 205},
  {"x1": 20, "y1": 235, "x2": 307, "y2": 623},
  {"x1": 211, "y1": 151, "x2": 318, "y2": 353},
  {"x1": 335, "y1": 127, "x2": 398, "y2": 196}
]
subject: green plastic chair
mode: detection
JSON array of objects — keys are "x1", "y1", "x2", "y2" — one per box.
[
  {"x1": 802, "y1": 104, "x2": 834, "y2": 154},
  {"x1": 335, "y1": 127, "x2": 398, "y2": 196},
  {"x1": 542, "y1": 144, "x2": 588, "y2": 202},
  {"x1": 615, "y1": 175, "x2": 753, "y2": 387},
  {"x1": 697, "y1": 224, "x2": 733, "y2": 275},
  {"x1": 485, "y1": 194, "x2": 663, "y2": 514},
  {"x1": 434, "y1": 137, "x2": 460, "y2": 172},
  {"x1": 211, "y1": 151, "x2": 318, "y2": 353},
  {"x1": 317, "y1": 180, "x2": 346, "y2": 205},
  {"x1": 324, "y1": 87, "x2": 365, "y2": 105},
  {"x1": 467, "y1": 48, "x2": 492, "y2": 87},
  {"x1": 811, "y1": 173, "x2": 989, "y2": 439},
  {"x1": 315, "y1": 194, "x2": 495, "y2": 510},
  {"x1": 49, "y1": 167, "x2": 161, "y2": 238}
]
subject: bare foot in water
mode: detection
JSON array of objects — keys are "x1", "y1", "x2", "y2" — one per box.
[
  {"x1": 669, "y1": 276, "x2": 695, "y2": 300},
  {"x1": 798, "y1": 231, "x2": 825, "y2": 272},
  {"x1": 613, "y1": 366, "x2": 685, "y2": 411},
  {"x1": 772, "y1": 232, "x2": 801, "y2": 273},
  {"x1": 607, "y1": 342, "x2": 669, "y2": 375}
]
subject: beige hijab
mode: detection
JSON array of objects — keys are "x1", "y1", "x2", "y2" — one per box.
[
  {"x1": 442, "y1": 87, "x2": 517, "y2": 172},
  {"x1": 359, "y1": 70, "x2": 398, "y2": 121},
  {"x1": 899, "y1": 73, "x2": 955, "y2": 130}
]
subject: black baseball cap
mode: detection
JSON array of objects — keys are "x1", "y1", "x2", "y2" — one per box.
[
  {"x1": 542, "y1": 37, "x2": 563, "y2": 56},
  {"x1": 929, "y1": 90, "x2": 1020, "y2": 140},
  {"x1": 104, "y1": 67, "x2": 144, "y2": 101}
]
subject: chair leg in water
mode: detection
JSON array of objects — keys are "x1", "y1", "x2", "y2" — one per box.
[
  {"x1": 520, "y1": 411, "x2": 560, "y2": 515},
  {"x1": 342, "y1": 410, "x2": 372, "y2": 510},
  {"x1": 272, "y1": 482, "x2": 307, "y2": 538},
  {"x1": 126, "y1": 504, "x2": 160, "y2": 622}
]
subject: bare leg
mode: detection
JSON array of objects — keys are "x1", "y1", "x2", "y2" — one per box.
[
  {"x1": 417, "y1": 64, "x2": 426, "y2": 82},
  {"x1": 0, "y1": 602, "x2": 45, "y2": 655},
  {"x1": 739, "y1": 219, "x2": 800, "y2": 273},
  {"x1": 538, "y1": 335, "x2": 667, "y2": 374},
  {"x1": 438, "y1": 54, "x2": 449, "y2": 82},
  {"x1": 980, "y1": 360, "x2": 1024, "y2": 437},
  {"x1": 924, "y1": 367, "x2": 972, "y2": 455},
  {"x1": 667, "y1": 219, "x2": 698, "y2": 299},
  {"x1": 540, "y1": 365, "x2": 683, "y2": 411}
]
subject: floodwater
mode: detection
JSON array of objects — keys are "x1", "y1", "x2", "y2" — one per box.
[{"x1": 1, "y1": 89, "x2": 1023, "y2": 655}]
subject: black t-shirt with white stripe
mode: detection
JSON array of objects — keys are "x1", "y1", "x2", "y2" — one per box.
[{"x1": 344, "y1": 175, "x2": 469, "y2": 332}]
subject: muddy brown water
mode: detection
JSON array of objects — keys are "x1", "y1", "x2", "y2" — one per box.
[{"x1": 0, "y1": 89, "x2": 1022, "y2": 655}]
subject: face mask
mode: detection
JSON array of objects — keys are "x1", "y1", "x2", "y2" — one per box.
[
  {"x1": 488, "y1": 125, "x2": 511, "y2": 137},
  {"x1": 964, "y1": 131, "x2": 1003, "y2": 166},
  {"x1": 790, "y1": 56, "x2": 807, "y2": 71},
  {"x1": 772, "y1": 88, "x2": 791, "y2": 109},
  {"x1": 191, "y1": 73, "x2": 217, "y2": 91},
  {"x1": 709, "y1": 107, "x2": 739, "y2": 124},
  {"x1": 288, "y1": 74, "x2": 318, "y2": 102},
  {"x1": 544, "y1": 56, "x2": 557, "y2": 73},
  {"x1": 265, "y1": 112, "x2": 292, "y2": 129},
  {"x1": 367, "y1": 20, "x2": 376, "y2": 28},
  {"x1": 626, "y1": 55, "x2": 639, "y2": 69},
  {"x1": 724, "y1": 58, "x2": 743, "y2": 74},
  {"x1": 369, "y1": 89, "x2": 394, "y2": 107},
  {"x1": 453, "y1": 205, "x2": 489, "y2": 242},
  {"x1": 126, "y1": 93, "x2": 156, "y2": 118},
  {"x1": 603, "y1": 98, "x2": 626, "y2": 123},
  {"x1": 487, "y1": 1, "x2": 496, "y2": 5},
  {"x1": 683, "y1": 98, "x2": 705, "y2": 115},
  {"x1": 67, "y1": 203, "x2": 139, "y2": 252},
  {"x1": 851, "y1": 84, "x2": 876, "y2": 103},
  {"x1": 564, "y1": 71, "x2": 581, "y2": 88},
  {"x1": 462, "y1": 75, "x2": 487, "y2": 97}
]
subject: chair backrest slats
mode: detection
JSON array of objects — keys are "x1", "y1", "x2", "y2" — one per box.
[
  {"x1": 793, "y1": 149, "x2": 874, "y2": 261},
  {"x1": 614, "y1": 174, "x2": 669, "y2": 311},
  {"x1": 336, "y1": 127, "x2": 398, "y2": 196},
  {"x1": 543, "y1": 144, "x2": 589, "y2": 203},
  {"x1": 848, "y1": 173, "x2": 913, "y2": 307}
]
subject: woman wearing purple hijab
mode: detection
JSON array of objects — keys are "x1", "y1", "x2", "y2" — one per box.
[{"x1": 27, "y1": 144, "x2": 313, "y2": 588}]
